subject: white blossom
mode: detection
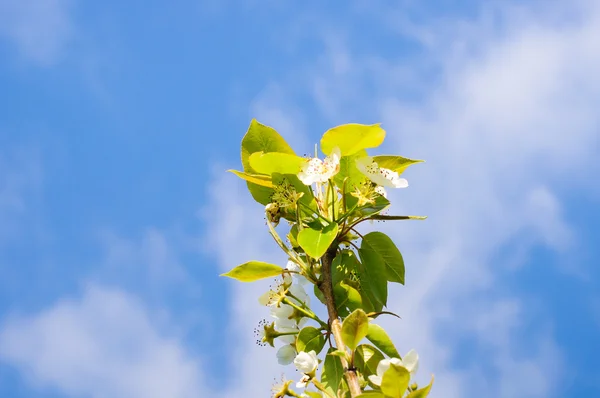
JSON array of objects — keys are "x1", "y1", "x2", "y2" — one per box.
[
  {"x1": 294, "y1": 350, "x2": 319, "y2": 374},
  {"x1": 286, "y1": 260, "x2": 309, "y2": 286},
  {"x1": 294, "y1": 350, "x2": 319, "y2": 388},
  {"x1": 356, "y1": 156, "x2": 408, "y2": 189},
  {"x1": 367, "y1": 350, "x2": 419, "y2": 386},
  {"x1": 276, "y1": 344, "x2": 297, "y2": 365},
  {"x1": 298, "y1": 147, "x2": 341, "y2": 185}
]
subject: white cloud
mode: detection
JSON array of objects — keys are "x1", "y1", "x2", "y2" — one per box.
[
  {"x1": 203, "y1": 1, "x2": 600, "y2": 397},
  {"x1": 0, "y1": 147, "x2": 43, "y2": 246},
  {"x1": 0, "y1": 285, "x2": 208, "y2": 398},
  {"x1": 0, "y1": 0, "x2": 73, "y2": 65},
  {"x1": 97, "y1": 227, "x2": 188, "y2": 289}
]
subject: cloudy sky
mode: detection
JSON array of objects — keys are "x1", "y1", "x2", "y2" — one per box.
[{"x1": 1, "y1": 0, "x2": 599, "y2": 397}]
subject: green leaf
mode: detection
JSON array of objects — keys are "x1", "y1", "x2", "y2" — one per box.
[
  {"x1": 373, "y1": 155, "x2": 424, "y2": 175},
  {"x1": 314, "y1": 283, "x2": 326, "y2": 305},
  {"x1": 321, "y1": 347, "x2": 344, "y2": 397},
  {"x1": 227, "y1": 170, "x2": 273, "y2": 188},
  {"x1": 240, "y1": 119, "x2": 295, "y2": 205},
  {"x1": 241, "y1": 119, "x2": 295, "y2": 171},
  {"x1": 288, "y1": 224, "x2": 300, "y2": 250},
  {"x1": 327, "y1": 349, "x2": 348, "y2": 358},
  {"x1": 380, "y1": 364, "x2": 410, "y2": 398},
  {"x1": 357, "y1": 248, "x2": 388, "y2": 310},
  {"x1": 369, "y1": 215, "x2": 428, "y2": 221},
  {"x1": 297, "y1": 223, "x2": 338, "y2": 259},
  {"x1": 356, "y1": 195, "x2": 390, "y2": 218},
  {"x1": 296, "y1": 326, "x2": 326, "y2": 354},
  {"x1": 366, "y1": 323, "x2": 400, "y2": 358},
  {"x1": 334, "y1": 281, "x2": 363, "y2": 314},
  {"x1": 334, "y1": 150, "x2": 368, "y2": 192},
  {"x1": 248, "y1": 152, "x2": 306, "y2": 175},
  {"x1": 356, "y1": 393, "x2": 385, "y2": 398},
  {"x1": 321, "y1": 123, "x2": 386, "y2": 156},
  {"x1": 361, "y1": 232, "x2": 405, "y2": 285},
  {"x1": 341, "y1": 309, "x2": 369, "y2": 350},
  {"x1": 220, "y1": 261, "x2": 283, "y2": 282},
  {"x1": 406, "y1": 376, "x2": 434, "y2": 398},
  {"x1": 354, "y1": 344, "x2": 385, "y2": 378},
  {"x1": 331, "y1": 250, "x2": 359, "y2": 286},
  {"x1": 303, "y1": 392, "x2": 322, "y2": 398}
]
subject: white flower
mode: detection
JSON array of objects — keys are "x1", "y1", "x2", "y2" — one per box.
[
  {"x1": 294, "y1": 350, "x2": 319, "y2": 374},
  {"x1": 298, "y1": 147, "x2": 341, "y2": 185},
  {"x1": 288, "y1": 283, "x2": 310, "y2": 307},
  {"x1": 356, "y1": 156, "x2": 408, "y2": 189},
  {"x1": 258, "y1": 275, "x2": 292, "y2": 307},
  {"x1": 286, "y1": 261, "x2": 309, "y2": 286},
  {"x1": 271, "y1": 303, "x2": 295, "y2": 329},
  {"x1": 277, "y1": 326, "x2": 298, "y2": 344},
  {"x1": 367, "y1": 350, "x2": 419, "y2": 386},
  {"x1": 277, "y1": 344, "x2": 297, "y2": 365}
]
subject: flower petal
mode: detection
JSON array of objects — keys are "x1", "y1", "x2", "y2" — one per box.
[
  {"x1": 277, "y1": 345, "x2": 297, "y2": 365},
  {"x1": 294, "y1": 351, "x2": 318, "y2": 373},
  {"x1": 368, "y1": 374, "x2": 383, "y2": 386},
  {"x1": 402, "y1": 349, "x2": 419, "y2": 374},
  {"x1": 376, "y1": 358, "x2": 391, "y2": 377}
]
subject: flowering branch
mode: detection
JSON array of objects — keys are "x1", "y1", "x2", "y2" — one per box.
[{"x1": 222, "y1": 120, "x2": 434, "y2": 398}]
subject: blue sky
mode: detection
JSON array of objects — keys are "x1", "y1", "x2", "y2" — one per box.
[{"x1": 0, "y1": 0, "x2": 599, "y2": 397}]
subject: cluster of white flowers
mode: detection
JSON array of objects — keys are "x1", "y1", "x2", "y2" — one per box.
[
  {"x1": 258, "y1": 262, "x2": 311, "y2": 365},
  {"x1": 297, "y1": 147, "x2": 408, "y2": 198}
]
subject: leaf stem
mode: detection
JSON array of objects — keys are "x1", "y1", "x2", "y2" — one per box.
[
  {"x1": 265, "y1": 215, "x2": 298, "y2": 260},
  {"x1": 282, "y1": 298, "x2": 328, "y2": 329},
  {"x1": 328, "y1": 179, "x2": 336, "y2": 222}
]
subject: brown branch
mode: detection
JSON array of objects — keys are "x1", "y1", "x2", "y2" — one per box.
[{"x1": 318, "y1": 246, "x2": 362, "y2": 397}]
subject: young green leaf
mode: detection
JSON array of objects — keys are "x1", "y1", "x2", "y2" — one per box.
[
  {"x1": 321, "y1": 123, "x2": 386, "y2": 156},
  {"x1": 321, "y1": 347, "x2": 344, "y2": 397},
  {"x1": 334, "y1": 281, "x2": 363, "y2": 314},
  {"x1": 369, "y1": 215, "x2": 427, "y2": 221},
  {"x1": 372, "y1": 155, "x2": 424, "y2": 175},
  {"x1": 331, "y1": 250, "x2": 359, "y2": 286},
  {"x1": 303, "y1": 392, "x2": 323, "y2": 398},
  {"x1": 341, "y1": 309, "x2": 369, "y2": 350},
  {"x1": 227, "y1": 170, "x2": 273, "y2": 188},
  {"x1": 333, "y1": 150, "x2": 368, "y2": 192},
  {"x1": 357, "y1": 248, "x2": 388, "y2": 310},
  {"x1": 366, "y1": 323, "x2": 400, "y2": 359},
  {"x1": 248, "y1": 152, "x2": 306, "y2": 175},
  {"x1": 406, "y1": 376, "x2": 434, "y2": 398},
  {"x1": 220, "y1": 261, "x2": 283, "y2": 282},
  {"x1": 354, "y1": 344, "x2": 385, "y2": 378},
  {"x1": 240, "y1": 119, "x2": 295, "y2": 205},
  {"x1": 380, "y1": 363, "x2": 410, "y2": 398},
  {"x1": 361, "y1": 232, "x2": 405, "y2": 285},
  {"x1": 296, "y1": 326, "x2": 326, "y2": 354},
  {"x1": 355, "y1": 393, "x2": 385, "y2": 398},
  {"x1": 241, "y1": 119, "x2": 295, "y2": 171},
  {"x1": 297, "y1": 223, "x2": 338, "y2": 259}
]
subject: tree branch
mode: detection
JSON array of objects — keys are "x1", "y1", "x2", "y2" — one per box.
[{"x1": 318, "y1": 246, "x2": 362, "y2": 397}]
